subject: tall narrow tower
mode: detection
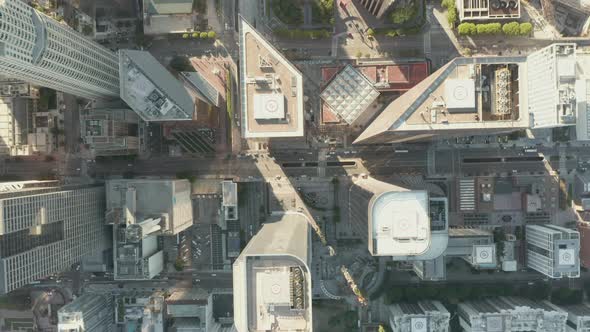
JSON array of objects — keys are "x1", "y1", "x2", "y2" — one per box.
[{"x1": 0, "y1": 0, "x2": 119, "y2": 99}]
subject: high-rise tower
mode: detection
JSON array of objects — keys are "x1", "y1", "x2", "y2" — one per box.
[
  {"x1": 0, "y1": 182, "x2": 108, "y2": 294},
  {"x1": 0, "y1": 0, "x2": 119, "y2": 99}
]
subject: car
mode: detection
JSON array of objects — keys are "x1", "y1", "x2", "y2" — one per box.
[
  {"x1": 211, "y1": 273, "x2": 217, "y2": 277},
  {"x1": 127, "y1": 164, "x2": 132, "y2": 167}
]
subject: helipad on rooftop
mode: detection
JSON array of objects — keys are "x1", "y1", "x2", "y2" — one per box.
[{"x1": 238, "y1": 16, "x2": 304, "y2": 138}]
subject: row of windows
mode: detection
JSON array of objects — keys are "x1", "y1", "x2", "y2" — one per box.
[
  {"x1": 3, "y1": 188, "x2": 106, "y2": 292},
  {"x1": 0, "y1": 57, "x2": 117, "y2": 99}
]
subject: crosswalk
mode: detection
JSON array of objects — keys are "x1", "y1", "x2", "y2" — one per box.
[{"x1": 459, "y1": 178, "x2": 476, "y2": 211}]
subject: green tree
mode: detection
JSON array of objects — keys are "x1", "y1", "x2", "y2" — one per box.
[
  {"x1": 192, "y1": 32, "x2": 199, "y2": 38},
  {"x1": 169, "y1": 56, "x2": 194, "y2": 72},
  {"x1": 207, "y1": 31, "x2": 216, "y2": 39},
  {"x1": 174, "y1": 257, "x2": 184, "y2": 271},
  {"x1": 367, "y1": 28, "x2": 375, "y2": 37},
  {"x1": 502, "y1": 22, "x2": 520, "y2": 36},
  {"x1": 271, "y1": 0, "x2": 303, "y2": 25},
  {"x1": 82, "y1": 24, "x2": 93, "y2": 35},
  {"x1": 458, "y1": 22, "x2": 476, "y2": 35},
  {"x1": 199, "y1": 32, "x2": 208, "y2": 38},
  {"x1": 476, "y1": 23, "x2": 501, "y2": 35},
  {"x1": 182, "y1": 33, "x2": 189, "y2": 39},
  {"x1": 441, "y1": 0, "x2": 454, "y2": 8},
  {"x1": 390, "y1": 5, "x2": 417, "y2": 24},
  {"x1": 355, "y1": 50, "x2": 363, "y2": 58},
  {"x1": 519, "y1": 22, "x2": 533, "y2": 35},
  {"x1": 446, "y1": 7, "x2": 457, "y2": 27}
]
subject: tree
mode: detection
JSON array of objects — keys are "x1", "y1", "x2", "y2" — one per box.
[
  {"x1": 199, "y1": 32, "x2": 208, "y2": 38},
  {"x1": 519, "y1": 22, "x2": 533, "y2": 35},
  {"x1": 174, "y1": 257, "x2": 184, "y2": 271},
  {"x1": 502, "y1": 22, "x2": 520, "y2": 36},
  {"x1": 182, "y1": 33, "x2": 189, "y2": 39},
  {"x1": 192, "y1": 32, "x2": 199, "y2": 38},
  {"x1": 476, "y1": 23, "x2": 501, "y2": 35},
  {"x1": 441, "y1": 0, "x2": 454, "y2": 8},
  {"x1": 366, "y1": 28, "x2": 375, "y2": 37},
  {"x1": 207, "y1": 31, "x2": 216, "y2": 39},
  {"x1": 81, "y1": 24, "x2": 93, "y2": 35},
  {"x1": 355, "y1": 50, "x2": 363, "y2": 58},
  {"x1": 446, "y1": 7, "x2": 457, "y2": 27},
  {"x1": 169, "y1": 56, "x2": 194, "y2": 72},
  {"x1": 458, "y1": 22, "x2": 476, "y2": 35},
  {"x1": 390, "y1": 5, "x2": 417, "y2": 24}
]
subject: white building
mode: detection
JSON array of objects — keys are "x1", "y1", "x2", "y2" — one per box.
[
  {"x1": 354, "y1": 43, "x2": 590, "y2": 145},
  {"x1": 457, "y1": 297, "x2": 567, "y2": 332},
  {"x1": 106, "y1": 179, "x2": 193, "y2": 280},
  {"x1": 455, "y1": 0, "x2": 521, "y2": 21},
  {"x1": 221, "y1": 181, "x2": 238, "y2": 221},
  {"x1": 559, "y1": 304, "x2": 590, "y2": 332},
  {"x1": 121, "y1": 293, "x2": 164, "y2": 332},
  {"x1": 233, "y1": 213, "x2": 313, "y2": 332},
  {"x1": 526, "y1": 224, "x2": 580, "y2": 279},
  {"x1": 388, "y1": 301, "x2": 450, "y2": 332},
  {"x1": 348, "y1": 176, "x2": 449, "y2": 260},
  {"x1": 0, "y1": 184, "x2": 108, "y2": 294},
  {"x1": 119, "y1": 50, "x2": 195, "y2": 121},
  {"x1": 239, "y1": 16, "x2": 304, "y2": 138},
  {"x1": 0, "y1": 0, "x2": 120, "y2": 100},
  {"x1": 58, "y1": 292, "x2": 115, "y2": 332}
]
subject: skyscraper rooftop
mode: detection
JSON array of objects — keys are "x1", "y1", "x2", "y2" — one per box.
[
  {"x1": 119, "y1": 50, "x2": 195, "y2": 121},
  {"x1": 233, "y1": 213, "x2": 312, "y2": 332},
  {"x1": 238, "y1": 16, "x2": 304, "y2": 138},
  {"x1": 354, "y1": 43, "x2": 589, "y2": 145}
]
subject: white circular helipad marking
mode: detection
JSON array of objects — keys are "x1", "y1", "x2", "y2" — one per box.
[
  {"x1": 265, "y1": 99, "x2": 279, "y2": 113},
  {"x1": 271, "y1": 284, "x2": 281, "y2": 294},
  {"x1": 480, "y1": 251, "x2": 489, "y2": 259},
  {"x1": 454, "y1": 86, "x2": 468, "y2": 100}
]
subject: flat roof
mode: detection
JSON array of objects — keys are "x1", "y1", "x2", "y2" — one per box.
[
  {"x1": 238, "y1": 16, "x2": 304, "y2": 138},
  {"x1": 370, "y1": 190, "x2": 430, "y2": 256},
  {"x1": 233, "y1": 213, "x2": 312, "y2": 332},
  {"x1": 221, "y1": 181, "x2": 237, "y2": 206},
  {"x1": 354, "y1": 56, "x2": 529, "y2": 144},
  {"x1": 119, "y1": 50, "x2": 194, "y2": 121},
  {"x1": 106, "y1": 179, "x2": 192, "y2": 235}
]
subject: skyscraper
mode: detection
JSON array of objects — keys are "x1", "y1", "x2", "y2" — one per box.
[
  {"x1": 233, "y1": 213, "x2": 313, "y2": 332},
  {"x1": 0, "y1": 0, "x2": 120, "y2": 100},
  {"x1": 58, "y1": 292, "x2": 115, "y2": 332},
  {"x1": 0, "y1": 183, "x2": 108, "y2": 294},
  {"x1": 526, "y1": 224, "x2": 580, "y2": 279}
]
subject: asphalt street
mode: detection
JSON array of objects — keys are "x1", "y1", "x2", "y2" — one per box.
[{"x1": 9, "y1": 143, "x2": 590, "y2": 181}]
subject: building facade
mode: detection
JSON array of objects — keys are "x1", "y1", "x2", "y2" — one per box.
[
  {"x1": 348, "y1": 175, "x2": 448, "y2": 261},
  {"x1": 0, "y1": 0, "x2": 120, "y2": 100},
  {"x1": 357, "y1": 0, "x2": 396, "y2": 19},
  {"x1": 81, "y1": 107, "x2": 142, "y2": 157},
  {"x1": 457, "y1": 297, "x2": 567, "y2": 332},
  {"x1": 526, "y1": 224, "x2": 580, "y2": 279},
  {"x1": 233, "y1": 213, "x2": 313, "y2": 332},
  {"x1": 58, "y1": 292, "x2": 115, "y2": 332},
  {"x1": 0, "y1": 184, "x2": 107, "y2": 294},
  {"x1": 388, "y1": 301, "x2": 450, "y2": 332}
]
